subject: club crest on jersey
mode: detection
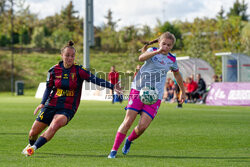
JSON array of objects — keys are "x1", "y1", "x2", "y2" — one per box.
[
  {"x1": 153, "y1": 57, "x2": 166, "y2": 65},
  {"x1": 71, "y1": 73, "x2": 75, "y2": 80}
]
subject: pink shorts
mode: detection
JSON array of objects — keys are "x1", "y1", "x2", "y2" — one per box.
[{"x1": 125, "y1": 89, "x2": 161, "y2": 119}]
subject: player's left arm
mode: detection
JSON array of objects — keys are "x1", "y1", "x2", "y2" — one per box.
[
  {"x1": 89, "y1": 73, "x2": 114, "y2": 89},
  {"x1": 79, "y1": 66, "x2": 122, "y2": 93},
  {"x1": 173, "y1": 71, "x2": 186, "y2": 104}
]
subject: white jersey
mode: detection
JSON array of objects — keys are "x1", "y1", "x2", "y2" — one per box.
[{"x1": 131, "y1": 47, "x2": 179, "y2": 99}]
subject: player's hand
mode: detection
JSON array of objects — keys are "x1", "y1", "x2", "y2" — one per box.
[
  {"x1": 157, "y1": 47, "x2": 163, "y2": 54},
  {"x1": 34, "y1": 104, "x2": 44, "y2": 115},
  {"x1": 114, "y1": 81, "x2": 124, "y2": 94},
  {"x1": 179, "y1": 93, "x2": 186, "y2": 104}
]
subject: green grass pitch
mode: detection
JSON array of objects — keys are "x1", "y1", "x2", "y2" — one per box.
[{"x1": 0, "y1": 95, "x2": 249, "y2": 167}]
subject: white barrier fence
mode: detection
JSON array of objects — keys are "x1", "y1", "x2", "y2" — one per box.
[
  {"x1": 35, "y1": 82, "x2": 111, "y2": 101},
  {"x1": 35, "y1": 82, "x2": 129, "y2": 101}
]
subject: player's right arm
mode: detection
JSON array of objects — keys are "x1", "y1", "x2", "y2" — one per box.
[
  {"x1": 138, "y1": 47, "x2": 162, "y2": 62},
  {"x1": 34, "y1": 67, "x2": 54, "y2": 115}
]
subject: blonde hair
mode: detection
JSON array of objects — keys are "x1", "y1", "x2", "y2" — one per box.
[{"x1": 140, "y1": 32, "x2": 176, "y2": 53}]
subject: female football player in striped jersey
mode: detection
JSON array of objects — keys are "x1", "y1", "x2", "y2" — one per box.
[
  {"x1": 22, "y1": 41, "x2": 122, "y2": 156},
  {"x1": 108, "y1": 32, "x2": 186, "y2": 158}
]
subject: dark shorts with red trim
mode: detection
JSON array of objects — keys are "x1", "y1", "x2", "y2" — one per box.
[{"x1": 36, "y1": 106, "x2": 75, "y2": 125}]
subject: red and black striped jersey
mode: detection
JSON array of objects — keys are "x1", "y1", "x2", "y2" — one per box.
[{"x1": 42, "y1": 61, "x2": 113, "y2": 112}]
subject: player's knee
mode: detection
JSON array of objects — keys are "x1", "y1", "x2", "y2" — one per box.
[
  {"x1": 51, "y1": 119, "x2": 66, "y2": 130},
  {"x1": 137, "y1": 124, "x2": 147, "y2": 133},
  {"x1": 123, "y1": 119, "x2": 133, "y2": 129},
  {"x1": 49, "y1": 123, "x2": 61, "y2": 132},
  {"x1": 29, "y1": 129, "x2": 38, "y2": 137},
  {"x1": 55, "y1": 119, "x2": 67, "y2": 129}
]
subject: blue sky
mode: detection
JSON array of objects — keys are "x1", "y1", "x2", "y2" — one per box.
[{"x1": 25, "y1": 0, "x2": 250, "y2": 28}]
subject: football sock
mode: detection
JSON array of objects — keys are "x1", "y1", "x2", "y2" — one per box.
[
  {"x1": 29, "y1": 139, "x2": 36, "y2": 146},
  {"x1": 128, "y1": 129, "x2": 139, "y2": 141},
  {"x1": 29, "y1": 135, "x2": 38, "y2": 146},
  {"x1": 112, "y1": 132, "x2": 126, "y2": 151},
  {"x1": 34, "y1": 136, "x2": 47, "y2": 150}
]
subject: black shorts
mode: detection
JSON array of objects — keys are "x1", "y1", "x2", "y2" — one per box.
[{"x1": 36, "y1": 106, "x2": 75, "y2": 125}]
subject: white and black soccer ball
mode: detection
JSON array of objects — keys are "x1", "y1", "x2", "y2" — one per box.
[{"x1": 139, "y1": 86, "x2": 159, "y2": 105}]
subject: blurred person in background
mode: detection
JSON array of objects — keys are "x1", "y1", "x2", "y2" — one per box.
[
  {"x1": 185, "y1": 77, "x2": 197, "y2": 103},
  {"x1": 192, "y1": 73, "x2": 206, "y2": 103},
  {"x1": 163, "y1": 80, "x2": 175, "y2": 102},
  {"x1": 200, "y1": 74, "x2": 218, "y2": 104},
  {"x1": 134, "y1": 64, "x2": 141, "y2": 77},
  {"x1": 108, "y1": 65, "x2": 120, "y2": 103}
]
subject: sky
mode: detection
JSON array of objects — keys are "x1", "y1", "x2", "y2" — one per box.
[{"x1": 25, "y1": 0, "x2": 250, "y2": 29}]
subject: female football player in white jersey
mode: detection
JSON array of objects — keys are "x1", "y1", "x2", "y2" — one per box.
[{"x1": 108, "y1": 32, "x2": 186, "y2": 158}]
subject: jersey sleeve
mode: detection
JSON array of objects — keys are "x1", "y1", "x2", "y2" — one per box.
[
  {"x1": 78, "y1": 65, "x2": 114, "y2": 89},
  {"x1": 88, "y1": 74, "x2": 114, "y2": 90},
  {"x1": 146, "y1": 47, "x2": 154, "y2": 52},
  {"x1": 78, "y1": 66, "x2": 91, "y2": 81},
  {"x1": 145, "y1": 47, "x2": 156, "y2": 63},
  {"x1": 41, "y1": 87, "x2": 52, "y2": 105},
  {"x1": 46, "y1": 67, "x2": 54, "y2": 88},
  {"x1": 41, "y1": 67, "x2": 54, "y2": 104},
  {"x1": 170, "y1": 61, "x2": 179, "y2": 72}
]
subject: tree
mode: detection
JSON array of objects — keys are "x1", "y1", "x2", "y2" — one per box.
[
  {"x1": 227, "y1": 0, "x2": 249, "y2": 21},
  {"x1": 0, "y1": 33, "x2": 10, "y2": 46},
  {"x1": 60, "y1": 0, "x2": 79, "y2": 31},
  {"x1": 19, "y1": 26, "x2": 29, "y2": 44},
  {"x1": 217, "y1": 6, "x2": 225, "y2": 20},
  {"x1": 100, "y1": 9, "x2": 122, "y2": 51},
  {"x1": 181, "y1": 18, "x2": 221, "y2": 73},
  {"x1": 15, "y1": 0, "x2": 37, "y2": 45},
  {"x1": 155, "y1": 21, "x2": 183, "y2": 50},
  {"x1": 51, "y1": 28, "x2": 73, "y2": 49},
  {"x1": 104, "y1": 9, "x2": 120, "y2": 31},
  {"x1": 0, "y1": 0, "x2": 7, "y2": 15},
  {"x1": 140, "y1": 25, "x2": 152, "y2": 40},
  {"x1": 241, "y1": 22, "x2": 250, "y2": 55},
  {"x1": 31, "y1": 27, "x2": 45, "y2": 47},
  {"x1": 217, "y1": 16, "x2": 243, "y2": 52},
  {"x1": 40, "y1": 14, "x2": 62, "y2": 36}
]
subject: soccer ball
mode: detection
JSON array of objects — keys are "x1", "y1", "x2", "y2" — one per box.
[{"x1": 139, "y1": 86, "x2": 159, "y2": 105}]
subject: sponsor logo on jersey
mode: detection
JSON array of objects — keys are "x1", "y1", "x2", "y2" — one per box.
[
  {"x1": 160, "y1": 60, "x2": 165, "y2": 65},
  {"x1": 63, "y1": 74, "x2": 68, "y2": 79},
  {"x1": 56, "y1": 88, "x2": 74, "y2": 97},
  {"x1": 55, "y1": 75, "x2": 62, "y2": 79},
  {"x1": 153, "y1": 56, "x2": 166, "y2": 65}
]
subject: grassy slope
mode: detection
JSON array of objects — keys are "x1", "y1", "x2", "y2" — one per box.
[
  {"x1": 0, "y1": 50, "x2": 143, "y2": 91},
  {"x1": 0, "y1": 95, "x2": 249, "y2": 167},
  {"x1": 0, "y1": 49, "x2": 189, "y2": 92}
]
